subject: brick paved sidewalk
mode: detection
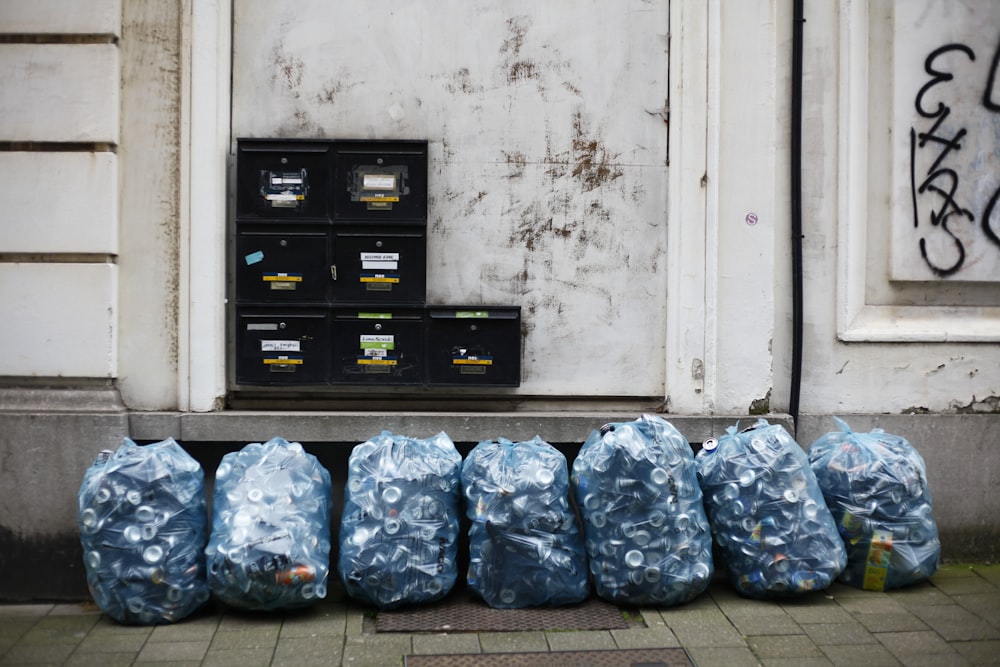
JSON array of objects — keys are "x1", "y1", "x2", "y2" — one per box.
[{"x1": 1, "y1": 564, "x2": 998, "y2": 667}]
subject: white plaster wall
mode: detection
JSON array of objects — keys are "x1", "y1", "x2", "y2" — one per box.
[
  {"x1": 0, "y1": 263, "x2": 117, "y2": 377},
  {"x1": 797, "y1": 0, "x2": 1000, "y2": 414},
  {"x1": 0, "y1": 152, "x2": 117, "y2": 254},
  {"x1": 0, "y1": 44, "x2": 119, "y2": 143},
  {"x1": 0, "y1": 3, "x2": 121, "y2": 384},
  {"x1": 0, "y1": 0, "x2": 121, "y2": 34},
  {"x1": 232, "y1": 0, "x2": 671, "y2": 397}
]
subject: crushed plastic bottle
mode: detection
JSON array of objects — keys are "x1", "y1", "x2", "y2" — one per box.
[
  {"x1": 695, "y1": 419, "x2": 846, "y2": 599},
  {"x1": 808, "y1": 418, "x2": 940, "y2": 591},
  {"x1": 205, "y1": 437, "x2": 332, "y2": 610},
  {"x1": 78, "y1": 438, "x2": 209, "y2": 625},
  {"x1": 572, "y1": 415, "x2": 714, "y2": 606},
  {"x1": 338, "y1": 431, "x2": 462, "y2": 609},
  {"x1": 462, "y1": 436, "x2": 589, "y2": 608}
]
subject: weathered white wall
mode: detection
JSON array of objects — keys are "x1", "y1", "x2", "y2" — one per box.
[
  {"x1": 232, "y1": 0, "x2": 671, "y2": 397},
  {"x1": 796, "y1": 0, "x2": 1000, "y2": 414},
  {"x1": 0, "y1": 6, "x2": 120, "y2": 382}
]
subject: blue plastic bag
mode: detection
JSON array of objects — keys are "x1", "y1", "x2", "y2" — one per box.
[
  {"x1": 572, "y1": 415, "x2": 713, "y2": 606},
  {"x1": 78, "y1": 438, "x2": 209, "y2": 624},
  {"x1": 695, "y1": 419, "x2": 846, "y2": 598},
  {"x1": 808, "y1": 418, "x2": 940, "y2": 590},
  {"x1": 338, "y1": 431, "x2": 462, "y2": 609},
  {"x1": 206, "y1": 437, "x2": 332, "y2": 610},
  {"x1": 462, "y1": 436, "x2": 589, "y2": 608}
]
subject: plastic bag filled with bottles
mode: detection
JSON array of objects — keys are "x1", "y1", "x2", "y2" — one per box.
[
  {"x1": 572, "y1": 415, "x2": 714, "y2": 606},
  {"x1": 78, "y1": 438, "x2": 209, "y2": 625},
  {"x1": 462, "y1": 436, "x2": 589, "y2": 608},
  {"x1": 695, "y1": 419, "x2": 846, "y2": 599},
  {"x1": 338, "y1": 431, "x2": 462, "y2": 609},
  {"x1": 808, "y1": 418, "x2": 940, "y2": 591},
  {"x1": 206, "y1": 437, "x2": 332, "y2": 610}
]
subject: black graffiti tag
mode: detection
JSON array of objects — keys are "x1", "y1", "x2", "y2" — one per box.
[{"x1": 910, "y1": 41, "x2": 1000, "y2": 278}]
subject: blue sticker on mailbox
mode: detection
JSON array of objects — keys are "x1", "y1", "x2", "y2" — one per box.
[{"x1": 245, "y1": 250, "x2": 264, "y2": 265}]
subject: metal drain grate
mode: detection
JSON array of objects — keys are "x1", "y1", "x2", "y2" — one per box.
[
  {"x1": 377, "y1": 588, "x2": 631, "y2": 633},
  {"x1": 404, "y1": 648, "x2": 694, "y2": 667}
]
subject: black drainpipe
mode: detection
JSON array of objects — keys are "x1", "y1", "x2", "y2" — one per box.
[{"x1": 790, "y1": 0, "x2": 805, "y2": 438}]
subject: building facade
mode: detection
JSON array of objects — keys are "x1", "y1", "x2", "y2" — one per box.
[{"x1": 0, "y1": 0, "x2": 997, "y2": 599}]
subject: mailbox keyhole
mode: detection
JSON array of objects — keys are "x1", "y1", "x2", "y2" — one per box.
[
  {"x1": 374, "y1": 323, "x2": 383, "y2": 331},
  {"x1": 375, "y1": 240, "x2": 383, "y2": 248}
]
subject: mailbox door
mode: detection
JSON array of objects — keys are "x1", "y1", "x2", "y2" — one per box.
[
  {"x1": 425, "y1": 307, "x2": 521, "y2": 386},
  {"x1": 331, "y1": 310, "x2": 425, "y2": 384},
  {"x1": 331, "y1": 229, "x2": 426, "y2": 305},
  {"x1": 332, "y1": 141, "x2": 427, "y2": 222},
  {"x1": 236, "y1": 140, "x2": 332, "y2": 221},
  {"x1": 235, "y1": 309, "x2": 330, "y2": 385},
  {"x1": 236, "y1": 229, "x2": 330, "y2": 304}
]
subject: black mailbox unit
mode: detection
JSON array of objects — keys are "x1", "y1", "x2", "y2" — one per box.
[
  {"x1": 425, "y1": 307, "x2": 521, "y2": 387},
  {"x1": 331, "y1": 309, "x2": 425, "y2": 385}
]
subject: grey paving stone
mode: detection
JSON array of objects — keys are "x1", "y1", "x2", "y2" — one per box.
[
  {"x1": 609, "y1": 627, "x2": 680, "y2": 649},
  {"x1": 800, "y1": 621, "x2": 879, "y2": 646},
  {"x1": 64, "y1": 653, "x2": 139, "y2": 667},
  {"x1": 135, "y1": 639, "x2": 211, "y2": 662},
  {"x1": 0, "y1": 617, "x2": 39, "y2": 641},
  {"x1": 0, "y1": 604, "x2": 53, "y2": 617},
  {"x1": 971, "y1": 565, "x2": 1000, "y2": 586},
  {"x1": 210, "y1": 625, "x2": 281, "y2": 650},
  {"x1": 544, "y1": 630, "x2": 615, "y2": 651},
  {"x1": 779, "y1": 599, "x2": 855, "y2": 624},
  {"x1": 201, "y1": 647, "x2": 275, "y2": 667},
  {"x1": 931, "y1": 575, "x2": 997, "y2": 597},
  {"x1": 853, "y1": 610, "x2": 930, "y2": 633},
  {"x1": 746, "y1": 634, "x2": 824, "y2": 659},
  {"x1": 835, "y1": 593, "x2": 908, "y2": 614},
  {"x1": 891, "y1": 582, "x2": 956, "y2": 608},
  {"x1": 477, "y1": 631, "x2": 549, "y2": 653},
  {"x1": 49, "y1": 603, "x2": 102, "y2": 616},
  {"x1": 132, "y1": 661, "x2": 202, "y2": 667},
  {"x1": 271, "y1": 637, "x2": 344, "y2": 667},
  {"x1": 411, "y1": 632, "x2": 483, "y2": 655},
  {"x1": 216, "y1": 611, "x2": 283, "y2": 632},
  {"x1": 760, "y1": 658, "x2": 834, "y2": 667},
  {"x1": 952, "y1": 639, "x2": 1000, "y2": 665},
  {"x1": 686, "y1": 646, "x2": 763, "y2": 667},
  {"x1": 271, "y1": 636, "x2": 345, "y2": 667},
  {"x1": 875, "y1": 630, "x2": 958, "y2": 657},
  {"x1": 891, "y1": 653, "x2": 970, "y2": 667},
  {"x1": 74, "y1": 630, "x2": 149, "y2": 653},
  {"x1": 17, "y1": 615, "x2": 100, "y2": 646},
  {"x1": 660, "y1": 606, "x2": 746, "y2": 648},
  {"x1": 278, "y1": 603, "x2": 348, "y2": 638},
  {"x1": 341, "y1": 633, "x2": 412, "y2": 667},
  {"x1": 953, "y1": 593, "x2": 1000, "y2": 629},
  {"x1": 725, "y1": 609, "x2": 803, "y2": 636},
  {"x1": 147, "y1": 619, "x2": 219, "y2": 643},
  {"x1": 820, "y1": 643, "x2": 902, "y2": 666},
  {"x1": 0, "y1": 641, "x2": 77, "y2": 665},
  {"x1": 711, "y1": 588, "x2": 791, "y2": 615},
  {"x1": 908, "y1": 604, "x2": 1000, "y2": 641},
  {"x1": 825, "y1": 582, "x2": 873, "y2": 599}
]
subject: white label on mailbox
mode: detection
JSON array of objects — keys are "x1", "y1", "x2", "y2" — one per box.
[
  {"x1": 363, "y1": 174, "x2": 396, "y2": 190},
  {"x1": 247, "y1": 323, "x2": 279, "y2": 331},
  {"x1": 261, "y1": 340, "x2": 301, "y2": 352},
  {"x1": 361, "y1": 252, "x2": 399, "y2": 270}
]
